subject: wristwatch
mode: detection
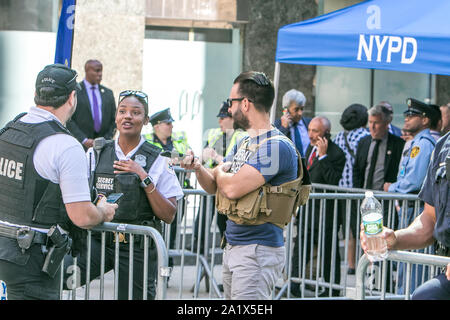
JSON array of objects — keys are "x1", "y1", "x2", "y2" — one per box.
[{"x1": 140, "y1": 175, "x2": 153, "y2": 188}]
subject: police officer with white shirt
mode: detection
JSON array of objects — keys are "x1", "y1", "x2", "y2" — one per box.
[
  {"x1": 64, "y1": 90, "x2": 183, "y2": 300},
  {"x1": 0, "y1": 64, "x2": 117, "y2": 300}
]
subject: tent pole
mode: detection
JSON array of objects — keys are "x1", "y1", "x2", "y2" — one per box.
[
  {"x1": 370, "y1": 69, "x2": 374, "y2": 108},
  {"x1": 270, "y1": 62, "x2": 281, "y2": 123}
]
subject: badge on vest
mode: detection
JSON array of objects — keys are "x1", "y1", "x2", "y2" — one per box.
[
  {"x1": 410, "y1": 146, "x2": 420, "y2": 158},
  {"x1": 135, "y1": 154, "x2": 147, "y2": 167}
]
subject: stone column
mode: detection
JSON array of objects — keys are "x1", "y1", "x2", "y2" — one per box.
[
  {"x1": 241, "y1": 0, "x2": 318, "y2": 119},
  {"x1": 71, "y1": 0, "x2": 146, "y2": 97}
]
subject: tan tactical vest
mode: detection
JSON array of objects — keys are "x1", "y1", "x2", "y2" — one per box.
[{"x1": 215, "y1": 135, "x2": 311, "y2": 229}]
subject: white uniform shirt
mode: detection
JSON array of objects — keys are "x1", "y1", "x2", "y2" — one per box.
[
  {"x1": 87, "y1": 135, "x2": 184, "y2": 201},
  {"x1": 21, "y1": 106, "x2": 91, "y2": 204},
  {"x1": 0, "y1": 106, "x2": 91, "y2": 232}
]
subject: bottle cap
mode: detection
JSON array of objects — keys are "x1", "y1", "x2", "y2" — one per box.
[{"x1": 365, "y1": 191, "x2": 373, "y2": 198}]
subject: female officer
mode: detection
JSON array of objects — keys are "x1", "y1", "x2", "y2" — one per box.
[{"x1": 65, "y1": 90, "x2": 183, "y2": 299}]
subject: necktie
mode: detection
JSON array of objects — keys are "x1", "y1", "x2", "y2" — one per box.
[
  {"x1": 293, "y1": 123, "x2": 304, "y2": 157},
  {"x1": 91, "y1": 86, "x2": 101, "y2": 133},
  {"x1": 222, "y1": 132, "x2": 227, "y2": 157},
  {"x1": 366, "y1": 139, "x2": 381, "y2": 189},
  {"x1": 307, "y1": 148, "x2": 317, "y2": 170}
]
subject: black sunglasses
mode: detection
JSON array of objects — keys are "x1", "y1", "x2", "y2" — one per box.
[
  {"x1": 226, "y1": 97, "x2": 255, "y2": 108},
  {"x1": 119, "y1": 90, "x2": 148, "y2": 104}
]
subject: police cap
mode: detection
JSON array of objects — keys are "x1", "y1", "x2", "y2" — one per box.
[
  {"x1": 216, "y1": 101, "x2": 232, "y2": 118},
  {"x1": 35, "y1": 63, "x2": 80, "y2": 97},
  {"x1": 149, "y1": 108, "x2": 175, "y2": 126},
  {"x1": 404, "y1": 98, "x2": 434, "y2": 119}
]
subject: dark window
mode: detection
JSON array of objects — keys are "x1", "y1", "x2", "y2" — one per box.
[{"x1": 145, "y1": 26, "x2": 232, "y2": 43}]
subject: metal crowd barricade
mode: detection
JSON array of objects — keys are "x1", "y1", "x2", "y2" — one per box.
[
  {"x1": 88, "y1": 166, "x2": 435, "y2": 300},
  {"x1": 164, "y1": 188, "x2": 223, "y2": 299},
  {"x1": 278, "y1": 189, "x2": 427, "y2": 300},
  {"x1": 161, "y1": 167, "x2": 432, "y2": 300},
  {"x1": 356, "y1": 251, "x2": 450, "y2": 300},
  {"x1": 60, "y1": 222, "x2": 169, "y2": 300}
]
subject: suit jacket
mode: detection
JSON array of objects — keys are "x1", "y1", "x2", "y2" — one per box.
[
  {"x1": 305, "y1": 139, "x2": 345, "y2": 187},
  {"x1": 353, "y1": 133, "x2": 405, "y2": 189},
  {"x1": 67, "y1": 81, "x2": 116, "y2": 144},
  {"x1": 305, "y1": 139, "x2": 346, "y2": 283},
  {"x1": 274, "y1": 117, "x2": 311, "y2": 155},
  {"x1": 274, "y1": 116, "x2": 311, "y2": 140}
]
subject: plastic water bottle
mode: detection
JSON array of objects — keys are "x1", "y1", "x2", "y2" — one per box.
[{"x1": 361, "y1": 191, "x2": 387, "y2": 262}]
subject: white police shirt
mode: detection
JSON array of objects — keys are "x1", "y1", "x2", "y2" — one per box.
[
  {"x1": 87, "y1": 135, "x2": 184, "y2": 201},
  {"x1": 0, "y1": 106, "x2": 91, "y2": 232}
]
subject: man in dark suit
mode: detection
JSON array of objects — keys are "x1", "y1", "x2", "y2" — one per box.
[
  {"x1": 67, "y1": 59, "x2": 116, "y2": 149},
  {"x1": 352, "y1": 104, "x2": 405, "y2": 292},
  {"x1": 274, "y1": 89, "x2": 311, "y2": 157},
  {"x1": 291, "y1": 116, "x2": 345, "y2": 297},
  {"x1": 354, "y1": 104, "x2": 406, "y2": 191}
]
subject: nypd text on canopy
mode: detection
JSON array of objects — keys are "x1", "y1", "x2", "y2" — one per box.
[{"x1": 357, "y1": 4, "x2": 417, "y2": 65}]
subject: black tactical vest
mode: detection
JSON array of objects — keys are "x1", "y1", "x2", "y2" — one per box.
[
  {"x1": 94, "y1": 141, "x2": 160, "y2": 223},
  {"x1": 0, "y1": 114, "x2": 72, "y2": 229}
]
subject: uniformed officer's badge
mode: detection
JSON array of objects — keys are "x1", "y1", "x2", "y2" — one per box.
[
  {"x1": 407, "y1": 99, "x2": 412, "y2": 107},
  {"x1": 135, "y1": 154, "x2": 147, "y2": 167},
  {"x1": 410, "y1": 146, "x2": 420, "y2": 158},
  {"x1": 101, "y1": 88, "x2": 105, "y2": 94}
]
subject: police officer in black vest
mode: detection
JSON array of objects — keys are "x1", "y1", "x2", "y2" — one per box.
[
  {"x1": 0, "y1": 64, "x2": 117, "y2": 300},
  {"x1": 63, "y1": 90, "x2": 183, "y2": 300},
  {"x1": 361, "y1": 132, "x2": 450, "y2": 299}
]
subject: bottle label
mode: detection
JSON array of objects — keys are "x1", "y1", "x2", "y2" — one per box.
[{"x1": 363, "y1": 216, "x2": 383, "y2": 235}]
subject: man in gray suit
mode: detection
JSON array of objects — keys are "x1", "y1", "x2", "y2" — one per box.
[{"x1": 67, "y1": 59, "x2": 116, "y2": 149}]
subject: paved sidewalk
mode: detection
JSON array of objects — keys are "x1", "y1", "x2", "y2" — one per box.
[{"x1": 62, "y1": 261, "x2": 358, "y2": 300}]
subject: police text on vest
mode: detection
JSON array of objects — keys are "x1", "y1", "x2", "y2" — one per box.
[{"x1": 0, "y1": 157, "x2": 23, "y2": 181}]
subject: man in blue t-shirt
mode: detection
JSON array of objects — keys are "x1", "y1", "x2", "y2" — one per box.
[{"x1": 181, "y1": 71, "x2": 299, "y2": 300}]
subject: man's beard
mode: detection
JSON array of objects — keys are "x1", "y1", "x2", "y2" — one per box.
[{"x1": 233, "y1": 107, "x2": 249, "y2": 130}]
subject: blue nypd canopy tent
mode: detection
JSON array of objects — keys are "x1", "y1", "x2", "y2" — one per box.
[
  {"x1": 275, "y1": 0, "x2": 450, "y2": 75},
  {"x1": 270, "y1": 0, "x2": 450, "y2": 120}
]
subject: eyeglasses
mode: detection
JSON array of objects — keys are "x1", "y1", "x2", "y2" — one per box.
[
  {"x1": 119, "y1": 90, "x2": 148, "y2": 104},
  {"x1": 226, "y1": 97, "x2": 255, "y2": 108},
  {"x1": 226, "y1": 97, "x2": 244, "y2": 108}
]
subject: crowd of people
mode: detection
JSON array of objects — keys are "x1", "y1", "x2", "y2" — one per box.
[
  {"x1": 0, "y1": 61, "x2": 448, "y2": 300},
  {"x1": 277, "y1": 88, "x2": 449, "y2": 299}
]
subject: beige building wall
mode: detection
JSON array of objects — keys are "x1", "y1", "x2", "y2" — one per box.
[{"x1": 71, "y1": 0, "x2": 146, "y2": 99}]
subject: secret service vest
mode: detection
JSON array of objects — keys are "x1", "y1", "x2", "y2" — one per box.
[
  {"x1": 0, "y1": 114, "x2": 72, "y2": 229},
  {"x1": 94, "y1": 141, "x2": 161, "y2": 223}
]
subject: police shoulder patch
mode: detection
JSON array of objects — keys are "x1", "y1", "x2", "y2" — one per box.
[
  {"x1": 410, "y1": 146, "x2": 420, "y2": 158},
  {"x1": 166, "y1": 158, "x2": 175, "y2": 175}
]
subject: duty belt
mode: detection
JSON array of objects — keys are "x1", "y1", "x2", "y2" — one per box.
[{"x1": 0, "y1": 223, "x2": 47, "y2": 252}]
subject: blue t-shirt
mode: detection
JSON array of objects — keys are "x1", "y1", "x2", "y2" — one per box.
[{"x1": 223, "y1": 128, "x2": 298, "y2": 247}]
